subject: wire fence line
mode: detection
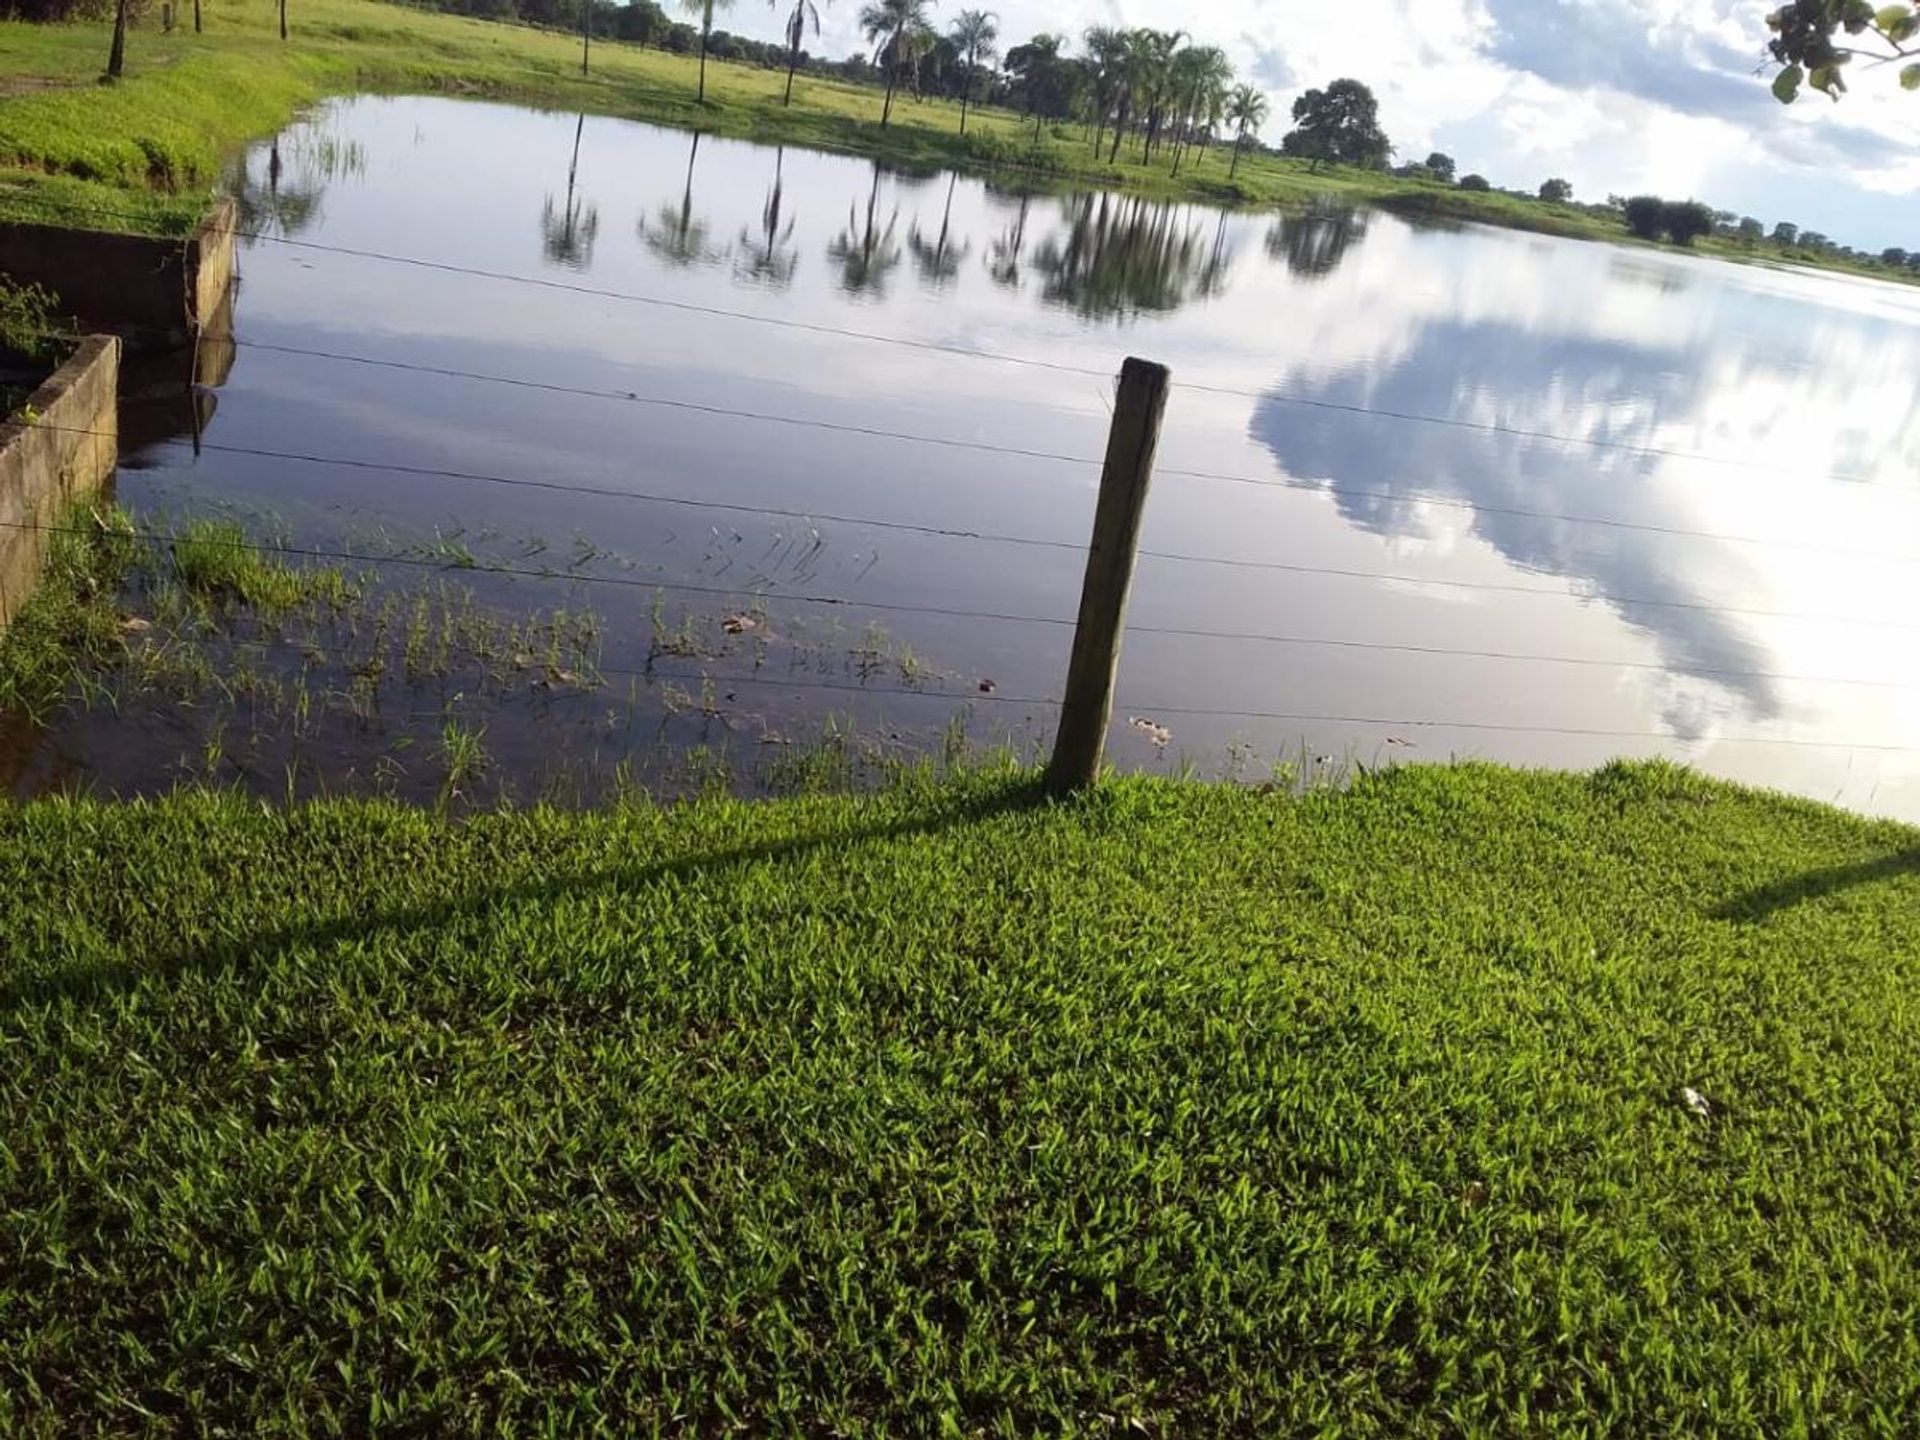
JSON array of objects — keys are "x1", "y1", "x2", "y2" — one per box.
[
  {"x1": 19, "y1": 417, "x2": 1920, "y2": 635},
  {"x1": 11, "y1": 193, "x2": 1920, "y2": 772},
  {"x1": 3, "y1": 511, "x2": 1918, "y2": 701},
  {"x1": 8, "y1": 190, "x2": 1909, "y2": 492}
]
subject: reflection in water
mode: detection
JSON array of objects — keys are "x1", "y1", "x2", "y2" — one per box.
[
  {"x1": 540, "y1": 115, "x2": 600, "y2": 270},
  {"x1": 828, "y1": 161, "x2": 903, "y2": 297},
  {"x1": 1248, "y1": 322, "x2": 1786, "y2": 740},
  {"x1": 641, "y1": 132, "x2": 728, "y2": 269},
  {"x1": 127, "y1": 96, "x2": 1920, "y2": 818},
  {"x1": 908, "y1": 174, "x2": 972, "y2": 289},
  {"x1": 736, "y1": 146, "x2": 799, "y2": 288},
  {"x1": 1265, "y1": 205, "x2": 1369, "y2": 281},
  {"x1": 1031, "y1": 194, "x2": 1236, "y2": 319},
  {"x1": 229, "y1": 139, "x2": 320, "y2": 238},
  {"x1": 987, "y1": 189, "x2": 1032, "y2": 290}
]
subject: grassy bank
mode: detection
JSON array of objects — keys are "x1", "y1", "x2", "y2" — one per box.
[
  {"x1": 2, "y1": 759, "x2": 1918, "y2": 1432},
  {"x1": 0, "y1": 0, "x2": 1909, "y2": 286}
]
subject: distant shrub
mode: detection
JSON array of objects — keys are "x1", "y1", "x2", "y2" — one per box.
[
  {"x1": 1661, "y1": 200, "x2": 1715, "y2": 247},
  {"x1": 1458, "y1": 174, "x2": 1491, "y2": 192},
  {"x1": 1623, "y1": 195, "x2": 1667, "y2": 240}
]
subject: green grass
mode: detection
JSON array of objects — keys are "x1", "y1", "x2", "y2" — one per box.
[
  {"x1": 168, "y1": 517, "x2": 355, "y2": 611},
  {"x1": 1, "y1": 758, "x2": 1918, "y2": 1432},
  {"x1": 0, "y1": 0, "x2": 1910, "y2": 288}
]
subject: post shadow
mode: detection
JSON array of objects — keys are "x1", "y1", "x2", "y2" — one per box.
[
  {"x1": 1714, "y1": 849, "x2": 1920, "y2": 921},
  {"x1": 0, "y1": 780, "x2": 1048, "y2": 1010}
]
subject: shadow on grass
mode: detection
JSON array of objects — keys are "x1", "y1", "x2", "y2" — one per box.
[
  {"x1": 1, "y1": 778, "x2": 1048, "y2": 1009},
  {"x1": 1714, "y1": 848, "x2": 1920, "y2": 922}
]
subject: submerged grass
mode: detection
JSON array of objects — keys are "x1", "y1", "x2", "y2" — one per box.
[
  {"x1": 0, "y1": 759, "x2": 1918, "y2": 1432},
  {"x1": 169, "y1": 517, "x2": 357, "y2": 611}
]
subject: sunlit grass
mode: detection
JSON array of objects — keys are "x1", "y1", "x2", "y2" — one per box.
[{"x1": 1, "y1": 758, "x2": 1918, "y2": 1431}]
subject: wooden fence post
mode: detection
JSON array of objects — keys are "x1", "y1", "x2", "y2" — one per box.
[{"x1": 1044, "y1": 356, "x2": 1171, "y2": 797}]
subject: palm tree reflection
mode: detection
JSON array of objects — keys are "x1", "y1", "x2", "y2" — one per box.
[
  {"x1": 736, "y1": 146, "x2": 800, "y2": 287},
  {"x1": 540, "y1": 115, "x2": 600, "y2": 270},
  {"x1": 640, "y1": 131, "x2": 728, "y2": 269},
  {"x1": 828, "y1": 160, "x2": 904, "y2": 297}
]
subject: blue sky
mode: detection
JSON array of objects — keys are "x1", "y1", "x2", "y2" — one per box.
[{"x1": 721, "y1": 0, "x2": 1920, "y2": 251}]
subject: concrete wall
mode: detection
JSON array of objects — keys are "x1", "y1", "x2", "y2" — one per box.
[
  {"x1": 0, "y1": 199, "x2": 235, "y2": 347},
  {"x1": 0, "y1": 336, "x2": 120, "y2": 630}
]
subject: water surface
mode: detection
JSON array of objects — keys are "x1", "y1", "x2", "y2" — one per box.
[{"x1": 16, "y1": 95, "x2": 1920, "y2": 815}]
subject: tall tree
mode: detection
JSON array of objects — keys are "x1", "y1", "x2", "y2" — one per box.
[
  {"x1": 1131, "y1": 28, "x2": 1183, "y2": 161},
  {"x1": 1105, "y1": 29, "x2": 1149, "y2": 163},
  {"x1": 1003, "y1": 32, "x2": 1068, "y2": 139},
  {"x1": 1424, "y1": 151, "x2": 1456, "y2": 182},
  {"x1": 1280, "y1": 79, "x2": 1390, "y2": 172},
  {"x1": 771, "y1": 0, "x2": 824, "y2": 105},
  {"x1": 1081, "y1": 25, "x2": 1128, "y2": 158},
  {"x1": 860, "y1": 0, "x2": 935, "y2": 127},
  {"x1": 1763, "y1": 0, "x2": 1918, "y2": 100},
  {"x1": 1539, "y1": 176, "x2": 1573, "y2": 203},
  {"x1": 1168, "y1": 45, "x2": 1229, "y2": 176},
  {"x1": 683, "y1": 0, "x2": 737, "y2": 103},
  {"x1": 949, "y1": 9, "x2": 997, "y2": 134},
  {"x1": 1224, "y1": 82, "x2": 1267, "y2": 180}
]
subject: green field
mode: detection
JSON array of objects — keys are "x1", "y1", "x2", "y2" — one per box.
[
  {"x1": 1, "y1": 759, "x2": 1917, "y2": 1432},
  {"x1": 0, "y1": 0, "x2": 1909, "y2": 286}
]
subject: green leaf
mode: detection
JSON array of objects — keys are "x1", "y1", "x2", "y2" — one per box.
[
  {"x1": 1772, "y1": 63, "x2": 1803, "y2": 102},
  {"x1": 1902, "y1": 62, "x2": 1920, "y2": 90},
  {"x1": 1873, "y1": 4, "x2": 1910, "y2": 30},
  {"x1": 1809, "y1": 63, "x2": 1847, "y2": 97}
]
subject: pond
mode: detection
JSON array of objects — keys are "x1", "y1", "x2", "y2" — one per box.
[{"x1": 9, "y1": 93, "x2": 1920, "y2": 817}]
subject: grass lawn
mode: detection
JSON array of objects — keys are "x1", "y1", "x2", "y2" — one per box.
[
  {"x1": 0, "y1": 0, "x2": 1911, "y2": 288},
  {"x1": 2, "y1": 759, "x2": 1918, "y2": 1432}
]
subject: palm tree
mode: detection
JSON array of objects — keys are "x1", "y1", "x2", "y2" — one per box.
[
  {"x1": 949, "y1": 9, "x2": 997, "y2": 135},
  {"x1": 771, "y1": 0, "x2": 824, "y2": 106},
  {"x1": 1226, "y1": 83, "x2": 1268, "y2": 181},
  {"x1": 860, "y1": 0, "x2": 935, "y2": 127},
  {"x1": 1168, "y1": 46, "x2": 1229, "y2": 177},
  {"x1": 1081, "y1": 26, "x2": 1127, "y2": 158},
  {"x1": 683, "y1": 0, "x2": 737, "y2": 104},
  {"x1": 1132, "y1": 29, "x2": 1184, "y2": 162}
]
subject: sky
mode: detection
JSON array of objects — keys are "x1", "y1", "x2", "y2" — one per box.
[{"x1": 722, "y1": 0, "x2": 1920, "y2": 251}]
